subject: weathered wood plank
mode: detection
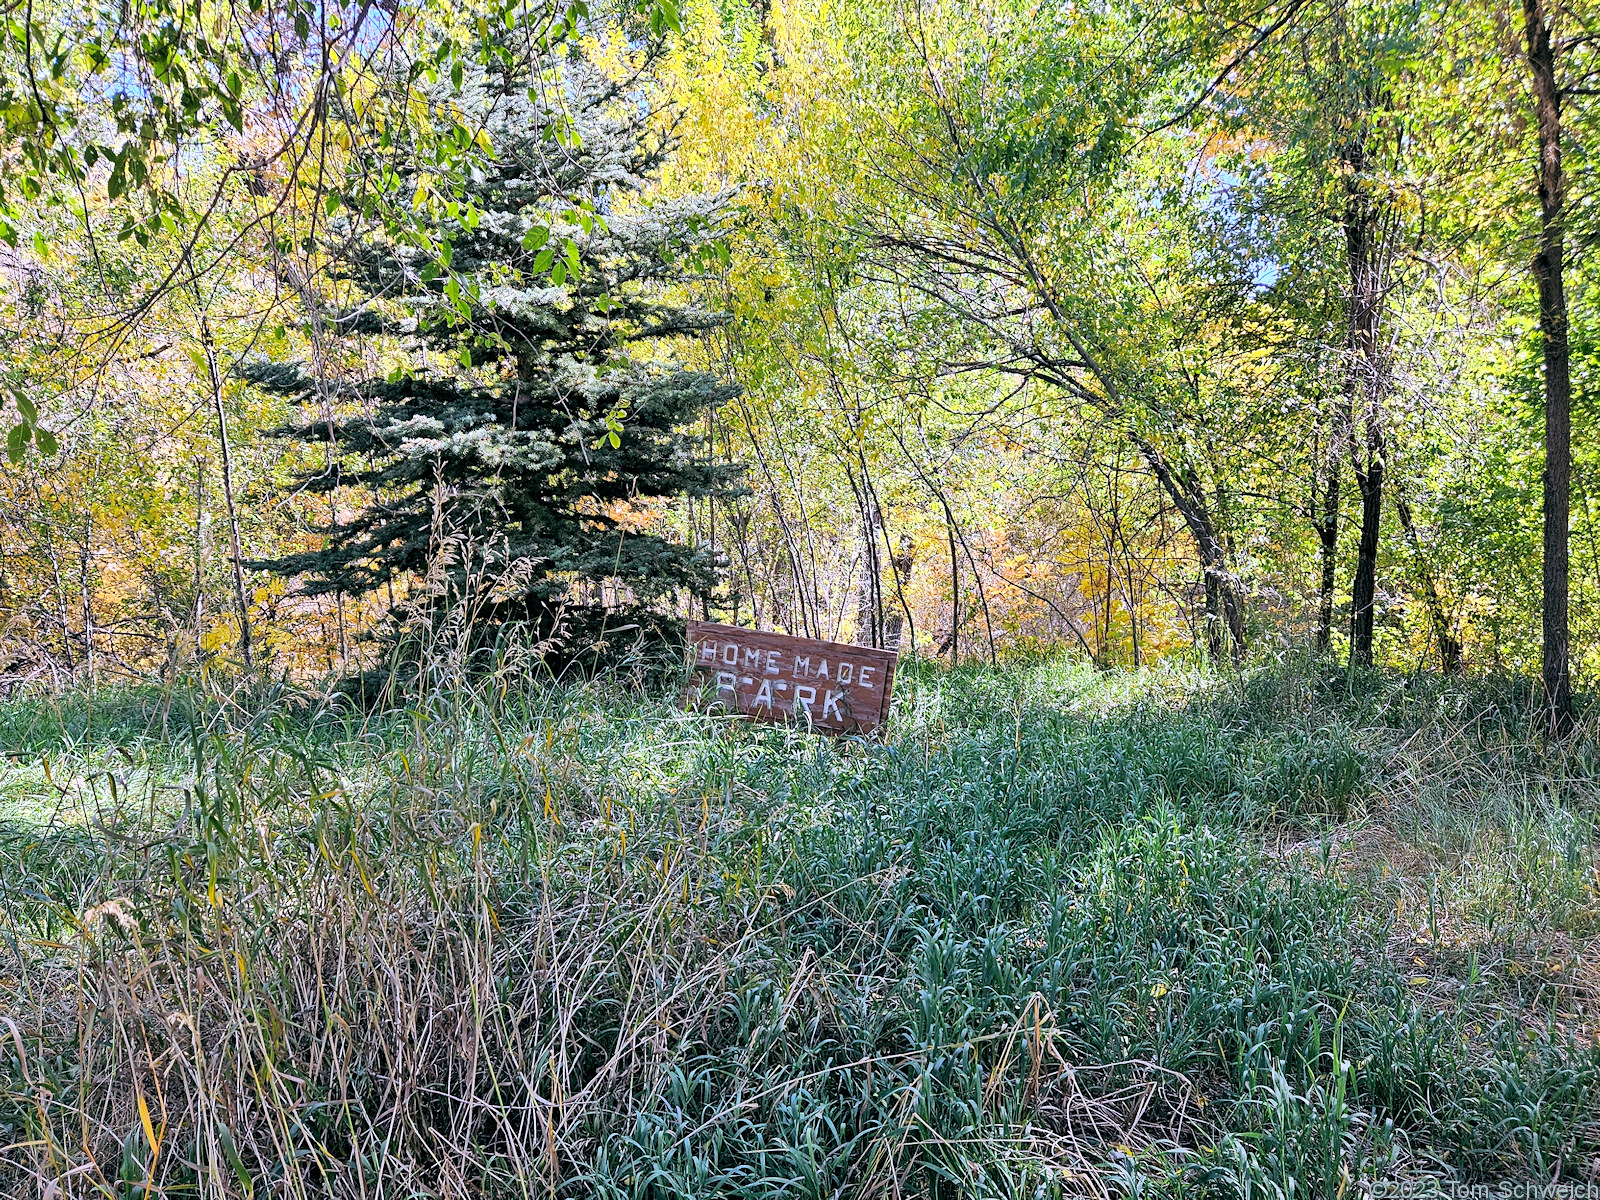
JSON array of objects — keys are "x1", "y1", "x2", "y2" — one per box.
[{"x1": 685, "y1": 621, "x2": 898, "y2": 735}]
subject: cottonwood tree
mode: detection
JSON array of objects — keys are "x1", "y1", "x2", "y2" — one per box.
[
  {"x1": 835, "y1": 0, "x2": 1280, "y2": 658},
  {"x1": 1203, "y1": 0, "x2": 1425, "y2": 667},
  {"x1": 1522, "y1": 0, "x2": 1577, "y2": 732}
]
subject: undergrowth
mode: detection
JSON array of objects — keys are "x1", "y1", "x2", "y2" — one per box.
[{"x1": 1, "y1": 656, "x2": 1597, "y2": 1197}]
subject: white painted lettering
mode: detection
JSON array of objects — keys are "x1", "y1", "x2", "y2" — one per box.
[
  {"x1": 859, "y1": 666, "x2": 876, "y2": 688},
  {"x1": 822, "y1": 691, "x2": 844, "y2": 720},
  {"x1": 838, "y1": 662, "x2": 853, "y2": 684},
  {"x1": 794, "y1": 685, "x2": 816, "y2": 716}
]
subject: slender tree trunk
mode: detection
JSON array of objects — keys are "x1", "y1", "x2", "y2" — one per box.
[
  {"x1": 1131, "y1": 436, "x2": 1244, "y2": 661},
  {"x1": 862, "y1": 457, "x2": 916, "y2": 653},
  {"x1": 884, "y1": 535, "x2": 916, "y2": 653},
  {"x1": 944, "y1": 517, "x2": 960, "y2": 664},
  {"x1": 1314, "y1": 427, "x2": 1342, "y2": 655},
  {"x1": 1203, "y1": 571, "x2": 1223, "y2": 661},
  {"x1": 1525, "y1": 0, "x2": 1573, "y2": 734},
  {"x1": 849, "y1": 464, "x2": 885, "y2": 647},
  {"x1": 199, "y1": 309, "x2": 254, "y2": 673},
  {"x1": 194, "y1": 460, "x2": 206, "y2": 660},
  {"x1": 186, "y1": 261, "x2": 254, "y2": 676},
  {"x1": 705, "y1": 406, "x2": 716, "y2": 621},
  {"x1": 1349, "y1": 436, "x2": 1384, "y2": 668},
  {"x1": 31, "y1": 475, "x2": 75, "y2": 674},
  {"x1": 79, "y1": 508, "x2": 93, "y2": 681},
  {"x1": 1395, "y1": 490, "x2": 1462, "y2": 673},
  {"x1": 1343, "y1": 142, "x2": 1387, "y2": 670},
  {"x1": 954, "y1": 516, "x2": 999, "y2": 665}
]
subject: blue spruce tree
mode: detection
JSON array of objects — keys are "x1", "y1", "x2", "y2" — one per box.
[{"x1": 250, "y1": 44, "x2": 741, "y2": 665}]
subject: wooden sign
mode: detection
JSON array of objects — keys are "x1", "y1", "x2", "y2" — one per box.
[{"x1": 686, "y1": 621, "x2": 898, "y2": 736}]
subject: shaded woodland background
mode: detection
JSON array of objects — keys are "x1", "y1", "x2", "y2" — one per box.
[
  {"x1": 0, "y1": 0, "x2": 1596, "y2": 689},
  {"x1": 6, "y1": 5, "x2": 1600, "y2": 1195}
]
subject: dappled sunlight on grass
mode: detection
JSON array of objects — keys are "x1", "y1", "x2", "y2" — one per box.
[{"x1": 1, "y1": 658, "x2": 1597, "y2": 1196}]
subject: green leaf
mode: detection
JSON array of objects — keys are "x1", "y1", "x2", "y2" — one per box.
[
  {"x1": 7, "y1": 423, "x2": 28, "y2": 464},
  {"x1": 218, "y1": 1124, "x2": 253, "y2": 1199},
  {"x1": 31, "y1": 230, "x2": 47, "y2": 260},
  {"x1": 34, "y1": 426, "x2": 56, "y2": 455},
  {"x1": 324, "y1": 192, "x2": 340, "y2": 215},
  {"x1": 459, "y1": 346, "x2": 472, "y2": 368},
  {"x1": 15, "y1": 393, "x2": 37, "y2": 424}
]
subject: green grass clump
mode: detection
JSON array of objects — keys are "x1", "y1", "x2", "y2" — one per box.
[{"x1": 1, "y1": 658, "x2": 1597, "y2": 1197}]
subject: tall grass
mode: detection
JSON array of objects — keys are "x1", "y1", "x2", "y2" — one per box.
[{"x1": 1, "y1": 657, "x2": 1597, "y2": 1197}]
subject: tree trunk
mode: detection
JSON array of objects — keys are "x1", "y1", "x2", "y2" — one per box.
[
  {"x1": 1349, "y1": 435, "x2": 1383, "y2": 668},
  {"x1": 32, "y1": 475, "x2": 75, "y2": 674},
  {"x1": 1343, "y1": 138, "x2": 1387, "y2": 671},
  {"x1": 1131, "y1": 436, "x2": 1245, "y2": 661},
  {"x1": 198, "y1": 308, "x2": 254, "y2": 673},
  {"x1": 1203, "y1": 570, "x2": 1224, "y2": 662},
  {"x1": 1314, "y1": 428, "x2": 1341, "y2": 655},
  {"x1": 1525, "y1": 0, "x2": 1573, "y2": 734},
  {"x1": 850, "y1": 465, "x2": 885, "y2": 647},
  {"x1": 79, "y1": 508, "x2": 93, "y2": 681},
  {"x1": 884, "y1": 535, "x2": 915, "y2": 653},
  {"x1": 863, "y1": 456, "x2": 916, "y2": 653},
  {"x1": 1395, "y1": 490, "x2": 1462, "y2": 673},
  {"x1": 940, "y1": 513, "x2": 960, "y2": 664},
  {"x1": 194, "y1": 460, "x2": 206, "y2": 662}
]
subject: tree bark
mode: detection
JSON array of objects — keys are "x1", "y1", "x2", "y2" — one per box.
[
  {"x1": 1395, "y1": 490, "x2": 1462, "y2": 673},
  {"x1": 849, "y1": 463, "x2": 885, "y2": 647},
  {"x1": 193, "y1": 460, "x2": 205, "y2": 662},
  {"x1": 1343, "y1": 136, "x2": 1387, "y2": 670},
  {"x1": 1524, "y1": 0, "x2": 1573, "y2": 734},
  {"x1": 863, "y1": 457, "x2": 916, "y2": 654},
  {"x1": 1349, "y1": 435, "x2": 1384, "y2": 668},
  {"x1": 1313, "y1": 425, "x2": 1341, "y2": 655},
  {"x1": 198, "y1": 308, "x2": 254, "y2": 673},
  {"x1": 79, "y1": 508, "x2": 93, "y2": 680},
  {"x1": 1131, "y1": 435, "x2": 1245, "y2": 661},
  {"x1": 944, "y1": 516, "x2": 960, "y2": 664},
  {"x1": 884, "y1": 535, "x2": 915, "y2": 653}
]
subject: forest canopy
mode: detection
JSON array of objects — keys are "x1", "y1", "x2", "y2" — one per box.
[
  {"x1": 8, "y1": 5, "x2": 1600, "y2": 1193},
  {"x1": 0, "y1": 0, "x2": 1593, "y2": 704}
]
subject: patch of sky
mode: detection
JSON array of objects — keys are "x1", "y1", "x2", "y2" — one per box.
[{"x1": 1196, "y1": 159, "x2": 1282, "y2": 293}]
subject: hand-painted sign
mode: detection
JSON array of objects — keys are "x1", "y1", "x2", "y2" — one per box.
[{"x1": 686, "y1": 621, "x2": 898, "y2": 736}]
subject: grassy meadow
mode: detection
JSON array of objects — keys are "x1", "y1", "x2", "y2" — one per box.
[{"x1": 1, "y1": 657, "x2": 1598, "y2": 1198}]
